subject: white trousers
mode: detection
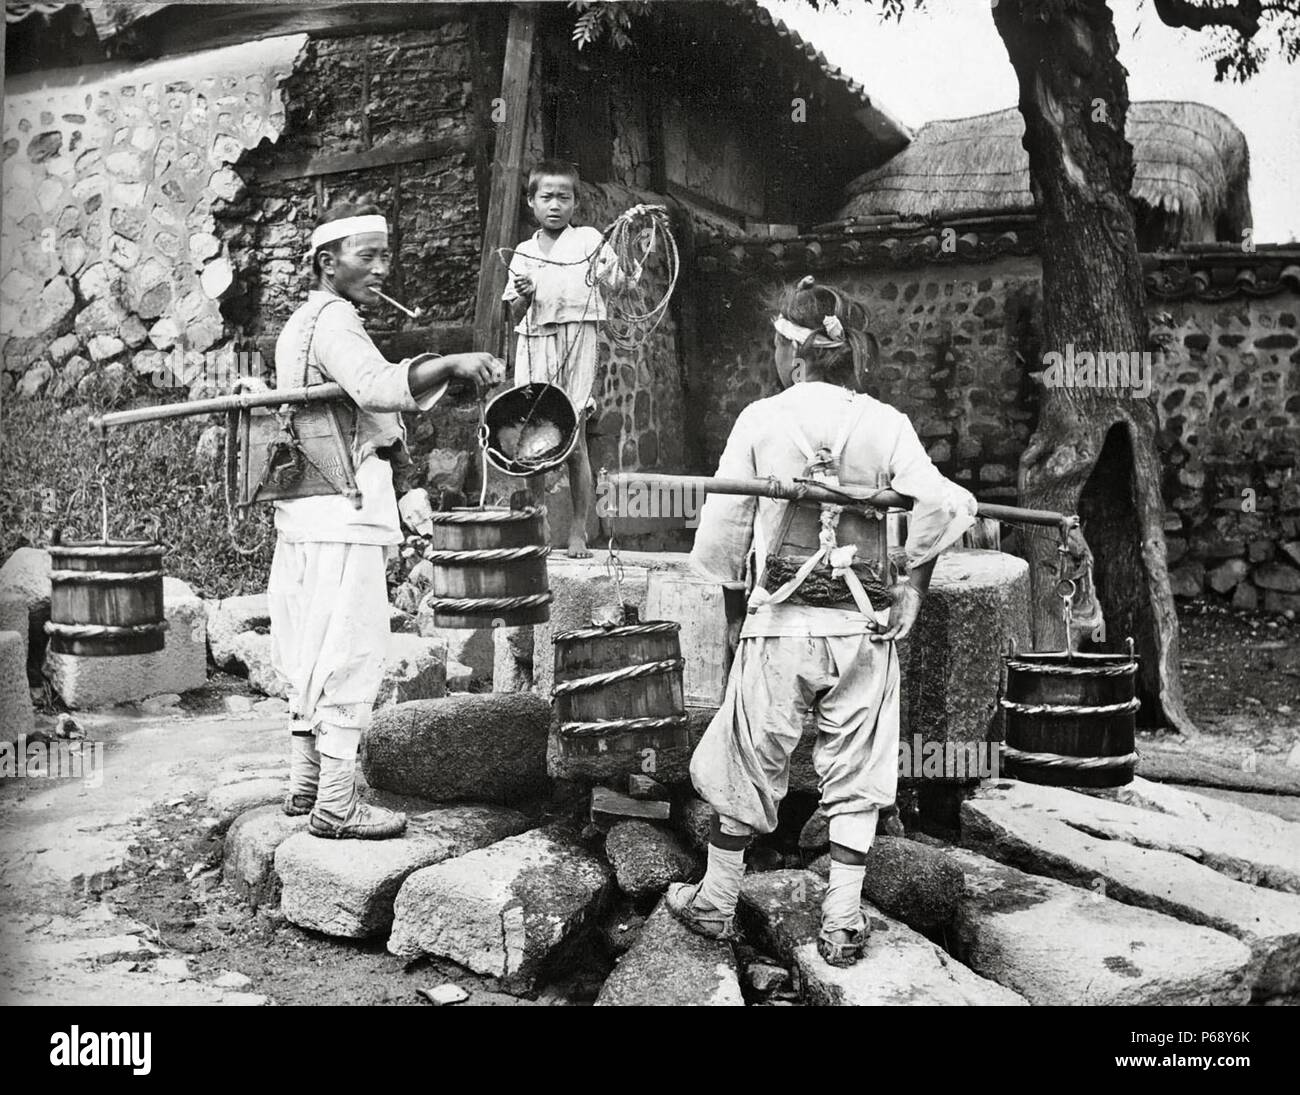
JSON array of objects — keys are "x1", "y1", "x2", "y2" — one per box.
[
  {"x1": 690, "y1": 633, "x2": 899, "y2": 845},
  {"x1": 268, "y1": 540, "x2": 389, "y2": 760}
]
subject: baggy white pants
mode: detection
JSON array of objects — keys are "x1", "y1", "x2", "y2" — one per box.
[
  {"x1": 690, "y1": 633, "x2": 900, "y2": 848},
  {"x1": 268, "y1": 540, "x2": 389, "y2": 761}
]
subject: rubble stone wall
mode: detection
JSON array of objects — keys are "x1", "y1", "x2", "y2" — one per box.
[
  {"x1": 1, "y1": 37, "x2": 305, "y2": 400},
  {"x1": 691, "y1": 258, "x2": 1300, "y2": 610}
]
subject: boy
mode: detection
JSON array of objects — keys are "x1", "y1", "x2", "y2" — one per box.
[{"x1": 502, "y1": 160, "x2": 636, "y2": 557}]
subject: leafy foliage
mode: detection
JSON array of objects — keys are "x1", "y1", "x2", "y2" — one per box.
[
  {"x1": 0, "y1": 396, "x2": 273, "y2": 599},
  {"x1": 569, "y1": 1, "x2": 652, "y2": 50}
]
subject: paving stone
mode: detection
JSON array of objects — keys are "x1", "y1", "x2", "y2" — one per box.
[
  {"x1": 205, "y1": 779, "x2": 284, "y2": 834},
  {"x1": 595, "y1": 903, "x2": 743, "y2": 1006},
  {"x1": 738, "y1": 870, "x2": 1026, "y2": 1006},
  {"x1": 387, "y1": 824, "x2": 610, "y2": 991},
  {"x1": 962, "y1": 783, "x2": 1300, "y2": 998},
  {"x1": 222, "y1": 804, "x2": 308, "y2": 910},
  {"x1": 948, "y1": 846, "x2": 1256, "y2": 1005},
  {"x1": 278, "y1": 804, "x2": 530, "y2": 939},
  {"x1": 362, "y1": 692, "x2": 550, "y2": 805}
]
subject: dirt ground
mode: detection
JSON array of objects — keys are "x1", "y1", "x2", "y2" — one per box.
[{"x1": 1, "y1": 604, "x2": 1296, "y2": 1007}]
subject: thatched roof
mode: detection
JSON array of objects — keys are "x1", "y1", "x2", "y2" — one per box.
[{"x1": 841, "y1": 102, "x2": 1251, "y2": 244}]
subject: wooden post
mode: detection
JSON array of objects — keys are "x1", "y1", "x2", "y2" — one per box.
[{"x1": 472, "y1": 2, "x2": 538, "y2": 360}]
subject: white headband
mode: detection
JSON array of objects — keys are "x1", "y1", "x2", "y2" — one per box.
[
  {"x1": 772, "y1": 313, "x2": 845, "y2": 348},
  {"x1": 310, "y1": 215, "x2": 389, "y2": 251}
]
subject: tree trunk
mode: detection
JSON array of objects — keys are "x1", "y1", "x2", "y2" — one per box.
[{"x1": 992, "y1": 0, "x2": 1193, "y2": 733}]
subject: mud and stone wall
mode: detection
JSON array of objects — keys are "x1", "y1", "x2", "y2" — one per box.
[{"x1": 690, "y1": 257, "x2": 1300, "y2": 609}]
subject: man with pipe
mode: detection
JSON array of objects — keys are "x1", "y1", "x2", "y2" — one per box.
[
  {"x1": 271, "y1": 202, "x2": 504, "y2": 839},
  {"x1": 666, "y1": 276, "x2": 977, "y2": 964}
]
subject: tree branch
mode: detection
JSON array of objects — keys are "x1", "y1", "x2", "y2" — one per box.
[{"x1": 1152, "y1": 0, "x2": 1264, "y2": 36}]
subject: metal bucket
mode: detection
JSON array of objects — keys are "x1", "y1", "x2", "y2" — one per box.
[
  {"x1": 1001, "y1": 640, "x2": 1139, "y2": 788},
  {"x1": 46, "y1": 538, "x2": 167, "y2": 656},
  {"x1": 483, "y1": 382, "x2": 580, "y2": 477}
]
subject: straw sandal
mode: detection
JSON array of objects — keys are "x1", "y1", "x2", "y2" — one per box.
[
  {"x1": 665, "y1": 883, "x2": 738, "y2": 942},
  {"x1": 817, "y1": 924, "x2": 869, "y2": 968}
]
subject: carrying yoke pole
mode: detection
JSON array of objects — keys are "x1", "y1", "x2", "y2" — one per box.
[
  {"x1": 605, "y1": 472, "x2": 1076, "y2": 532},
  {"x1": 87, "y1": 383, "x2": 349, "y2": 433}
]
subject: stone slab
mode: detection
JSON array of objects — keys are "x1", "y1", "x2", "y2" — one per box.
[
  {"x1": 222, "y1": 803, "x2": 308, "y2": 910},
  {"x1": 977, "y1": 778, "x2": 1300, "y2": 894},
  {"x1": 948, "y1": 846, "x2": 1255, "y2": 1005},
  {"x1": 1, "y1": 631, "x2": 35, "y2": 743},
  {"x1": 595, "y1": 903, "x2": 743, "y2": 1006},
  {"x1": 962, "y1": 782, "x2": 1300, "y2": 998},
  {"x1": 277, "y1": 804, "x2": 531, "y2": 938},
  {"x1": 604, "y1": 820, "x2": 697, "y2": 900},
  {"x1": 387, "y1": 824, "x2": 610, "y2": 991},
  {"x1": 738, "y1": 870, "x2": 1026, "y2": 1006}
]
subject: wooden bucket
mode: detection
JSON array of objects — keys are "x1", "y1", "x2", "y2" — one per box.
[
  {"x1": 552, "y1": 618, "x2": 691, "y2": 756},
  {"x1": 420, "y1": 506, "x2": 551, "y2": 628},
  {"x1": 1001, "y1": 642, "x2": 1139, "y2": 788},
  {"x1": 46, "y1": 538, "x2": 167, "y2": 656}
]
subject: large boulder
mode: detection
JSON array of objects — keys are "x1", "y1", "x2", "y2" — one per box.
[
  {"x1": 44, "y1": 577, "x2": 206, "y2": 709},
  {"x1": 948, "y1": 846, "x2": 1256, "y2": 1005},
  {"x1": 362, "y1": 692, "x2": 551, "y2": 805},
  {"x1": 387, "y1": 823, "x2": 611, "y2": 992},
  {"x1": 205, "y1": 593, "x2": 269, "y2": 671},
  {"x1": 595, "y1": 902, "x2": 744, "y2": 1006},
  {"x1": 604, "y1": 820, "x2": 698, "y2": 901},
  {"x1": 738, "y1": 870, "x2": 1026, "y2": 1006},
  {"x1": 276, "y1": 804, "x2": 530, "y2": 938}
]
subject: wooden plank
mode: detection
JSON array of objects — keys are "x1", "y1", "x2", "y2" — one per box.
[
  {"x1": 254, "y1": 325, "x2": 474, "y2": 371},
  {"x1": 260, "y1": 134, "x2": 476, "y2": 183},
  {"x1": 113, "y1": 3, "x2": 456, "y2": 61},
  {"x1": 646, "y1": 570, "x2": 733, "y2": 708},
  {"x1": 472, "y1": 3, "x2": 538, "y2": 360}
]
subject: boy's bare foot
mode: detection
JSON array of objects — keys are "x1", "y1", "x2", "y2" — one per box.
[{"x1": 566, "y1": 532, "x2": 591, "y2": 558}]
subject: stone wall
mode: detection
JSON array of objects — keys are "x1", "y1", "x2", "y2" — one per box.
[
  {"x1": 688, "y1": 256, "x2": 1300, "y2": 609},
  {"x1": 1, "y1": 38, "x2": 305, "y2": 401}
]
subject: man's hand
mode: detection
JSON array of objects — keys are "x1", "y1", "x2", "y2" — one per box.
[
  {"x1": 872, "y1": 581, "x2": 923, "y2": 643},
  {"x1": 446, "y1": 352, "x2": 505, "y2": 388}
]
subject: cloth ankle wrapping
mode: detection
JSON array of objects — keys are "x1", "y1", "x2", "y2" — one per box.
[
  {"x1": 823, "y1": 860, "x2": 867, "y2": 933},
  {"x1": 314, "y1": 753, "x2": 359, "y2": 824},
  {"x1": 289, "y1": 732, "x2": 321, "y2": 798},
  {"x1": 829, "y1": 808, "x2": 879, "y2": 855},
  {"x1": 695, "y1": 843, "x2": 746, "y2": 917}
]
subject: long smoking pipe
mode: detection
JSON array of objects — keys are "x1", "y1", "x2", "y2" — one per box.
[{"x1": 604, "y1": 471, "x2": 1077, "y2": 532}]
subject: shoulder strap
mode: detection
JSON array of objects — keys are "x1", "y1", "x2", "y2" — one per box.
[
  {"x1": 285, "y1": 297, "x2": 348, "y2": 389},
  {"x1": 829, "y1": 395, "x2": 870, "y2": 465}
]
